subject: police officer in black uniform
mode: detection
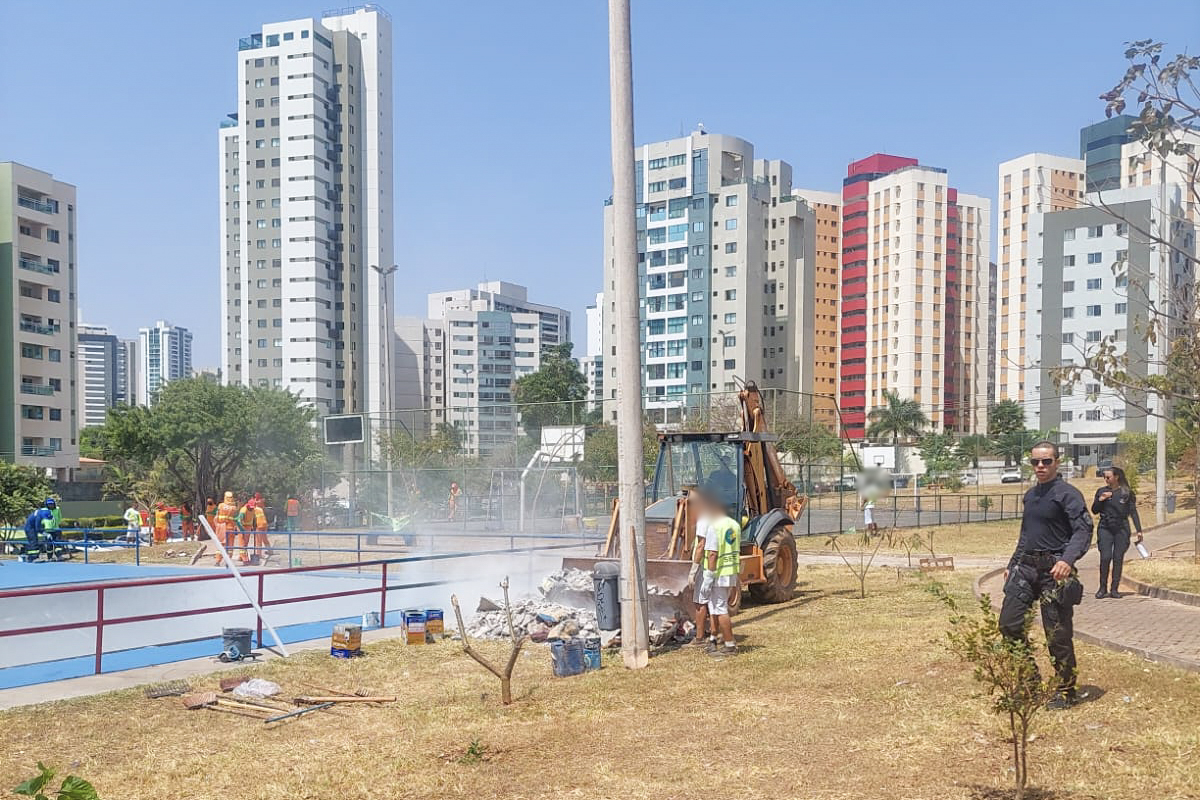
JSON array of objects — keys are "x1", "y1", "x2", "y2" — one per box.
[{"x1": 1000, "y1": 441, "x2": 1093, "y2": 708}]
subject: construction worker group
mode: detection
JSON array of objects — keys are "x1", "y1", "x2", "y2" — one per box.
[{"x1": 207, "y1": 492, "x2": 299, "y2": 566}]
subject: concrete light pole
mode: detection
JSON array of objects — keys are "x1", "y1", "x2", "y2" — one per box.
[{"x1": 608, "y1": 0, "x2": 649, "y2": 668}]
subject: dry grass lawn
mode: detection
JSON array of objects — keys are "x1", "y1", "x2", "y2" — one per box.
[
  {"x1": 1124, "y1": 558, "x2": 1200, "y2": 596},
  {"x1": 1, "y1": 567, "x2": 1197, "y2": 800}
]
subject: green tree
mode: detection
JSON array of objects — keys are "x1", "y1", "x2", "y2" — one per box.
[
  {"x1": 918, "y1": 432, "x2": 965, "y2": 479},
  {"x1": 866, "y1": 391, "x2": 928, "y2": 444},
  {"x1": 512, "y1": 343, "x2": 588, "y2": 444},
  {"x1": 778, "y1": 418, "x2": 845, "y2": 466},
  {"x1": 578, "y1": 419, "x2": 659, "y2": 483},
  {"x1": 956, "y1": 433, "x2": 993, "y2": 469},
  {"x1": 0, "y1": 463, "x2": 52, "y2": 527},
  {"x1": 987, "y1": 399, "x2": 1026, "y2": 437},
  {"x1": 994, "y1": 429, "x2": 1040, "y2": 469},
  {"x1": 90, "y1": 379, "x2": 323, "y2": 515}
]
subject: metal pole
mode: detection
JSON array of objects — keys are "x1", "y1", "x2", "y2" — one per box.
[
  {"x1": 1155, "y1": 154, "x2": 1168, "y2": 525},
  {"x1": 609, "y1": 0, "x2": 649, "y2": 668}
]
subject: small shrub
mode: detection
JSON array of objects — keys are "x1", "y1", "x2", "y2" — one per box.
[{"x1": 13, "y1": 762, "x2": 100, "y2": 800}]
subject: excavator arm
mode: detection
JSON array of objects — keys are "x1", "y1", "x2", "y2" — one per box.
[{"x1": 738, "y1": 382, "x2": 808, "y2": 521}]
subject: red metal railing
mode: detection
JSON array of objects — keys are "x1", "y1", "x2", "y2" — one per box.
[{"x1": 0, "y1": 540, "x2": 592, "y2": 676}]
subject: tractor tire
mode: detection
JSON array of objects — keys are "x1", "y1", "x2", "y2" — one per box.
[{"x1": 749, "y1": 525, "x2": 798, "y2": 604}]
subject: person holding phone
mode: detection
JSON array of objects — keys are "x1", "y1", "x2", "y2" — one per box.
[{"x1": 1092, "y1": 466, "x2": 1143, "y2": 599}]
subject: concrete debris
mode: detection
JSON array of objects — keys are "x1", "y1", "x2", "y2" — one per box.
[{"x1": 462, "y1": 598, "x2": 600, "y2": 641}]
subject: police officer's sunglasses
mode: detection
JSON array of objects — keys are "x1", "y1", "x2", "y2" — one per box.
[{"x1": 1029, "y1": 457, "x2": 1056, "y2": 467}]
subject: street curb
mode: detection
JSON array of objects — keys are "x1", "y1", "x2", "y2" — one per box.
[
  {"x1": 973, "y1": 567, "x2": 1199, "y2": 673},
  {"x1": 1119, "y1": 576, "x2": 1200, "y2": 607}
]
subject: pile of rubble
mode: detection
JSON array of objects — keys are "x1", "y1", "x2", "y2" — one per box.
[{"x1": 461, "y1": 567, "x2": 696, "y2": 648}]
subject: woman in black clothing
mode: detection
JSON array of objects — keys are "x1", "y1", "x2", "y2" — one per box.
[{"x1": 1092, "y1": 466, "x2": 1143, "y2": 598}]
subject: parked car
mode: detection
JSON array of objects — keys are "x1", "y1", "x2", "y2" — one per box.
[
  {"x1": 835, "y1": 475, "x2": 858, "y2": 492},
  {"x1": 1000, "y1": 468, "x2": 1022, "y2": 484},
  {"x1": 960, "y1": 472, "x2": 979, "y2": 485}
]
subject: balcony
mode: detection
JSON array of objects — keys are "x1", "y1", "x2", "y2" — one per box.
[
  {"x1": 19, "y1": 321, "x2": 59, "y2": 335},
  {"x1": 17, "y1": 195, "x2": 57, "y2": 214},
  {"x1": 20, "y1": 384, "x2": 55, "y2": 396},
  {"x1": 19, "y1": 258, "x2": 57, "y2": 275},
  {"x1": 21, "y1": 445, "x2": 56, "y2": 457}
]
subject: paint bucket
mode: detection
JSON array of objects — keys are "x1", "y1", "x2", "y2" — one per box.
[
  {"x1": 551, "y1": 638, "x2": 585, "y2": 677},
  {"x1": 330, "y1": 623, "x2": 362, "y2": 658},
  {"x1": 425, "y1": 609, "x2": 444, "y2": 638},
  {"x1": 404, "y1": 609, "x2": 426, "y2": 645},
  {"x1": 221, "y1": 627, "x2": 253, "y2": 660},
  {"x1": 583, "y1": 636, "x2": 602, "y2": 671}
]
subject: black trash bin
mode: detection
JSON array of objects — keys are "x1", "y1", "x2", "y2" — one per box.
[
  {"x1": 593, "y1": 562, "x2": 621, "y2": 631},
  {"x1": 1166, "y1": 491, "x2": 1177, "y2": 514}
]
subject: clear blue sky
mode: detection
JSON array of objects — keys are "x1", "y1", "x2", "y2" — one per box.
[{"x1": 2, "y1": 1, "x2": 1194, "y2": 366}]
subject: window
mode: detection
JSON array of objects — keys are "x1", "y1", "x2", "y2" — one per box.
[
  {"x1": 1115, "y1": 223, "x2": 1127, "y2": 237},
  {"x1": 692, "y1": 221, "x2": 705, "y2": 232},
  {"x1": 1085, "y1": 410, "x2": 1102, "y2": 421},
  {"x1": 1062, "y1": 332, "x2": 1074, "y2": 344},
  {"x1": 46, "y1": 289, "x2": 60, "y2": 303},
  {"x1": 1063, "y1": 281, "x2": 1075, "y2": 292},
  {"x1": 1087, "y1": 225, "x2": 1103, "y2": 238},
  {"x1": 691, "y1": 291, "x2": 704, "y2": 302},
  {"x1": 648, "y1": 157, "x2": 667, "y2": 170},
  {"x1": 724, "y1": 289, "x2": 736, "y2": 300},
  {"x1": 1087, "y1": 252, "x2": 1102, "y2": 264},
  {"x1": 1063, "y1": 255, "x2": 1075, "y2": 267},
  {"x1": 723, "y1": 359, "x2": 736, "y2": 370},
  {"x1": 648, "y1": 181, "x2": 666, "y2": 193},
  {"x1": 725, "y1": 266, "x2": 737, "y2": 277},
  {"x1": 692, "y1": 245, "x2": 705, "y2": 256},
  {"x1": 668, "y1": 153, "x2": 686, "y2": 167},
  {"x1": 1086, "y1": 278, "x2": 1102, "y2": 290},
  {"x1": 46, "y1": 229, "x2": 60, "y2": 243},
  {"x1": 1063, "y1": 307, "x2": 1075, "y2": 319},
  {"x1": 1086, "y1": 330, "x2": 1102, "y2": 342},
  {"x1": 667, "y1": 317, "x2": 686, "y2": 334},
  {"x1": 49, "y1": 408, "x2": 61, "y2": 421},
  {"x1": 668, "y1": 177, "x2": 686, "y2": 190},
  {"x1": 668, "y1": 198, "x2": 687, "y2": 218},
  {"x1": 725, "y1": 195, "x2": 739, "y2": 207},
  {"x1": 254, "y1": 78, "x2": 265, "y2": 88},
  {"x1": 725, "y1": 242, "x2": 737, "y2": 253},
  {"x1": 1116, "y1": 274, "x2": 1129, "y2": 288},
  {"x1": 724, "y1": 219, "x2": 738, "y2": 230},
  {"x1": 668, "y1": 224, "x2": 687, "y2": 242},
  {"x1": 1116, "y1": 249, "x2": 1128, "y2": 263},
  {"x1": 647, "y1": 227, "x2": 666, "y2": 245},
  {"x1": 1063, "y1": 229, "x2": 1075, "y2": 241},
  {"x1": 1115, "y1": 302, "x2": 1128, "y2": 314},
  {"x1": 1062, "y1": 411, "x2": 1074, "y2": 422},
  {"x1": 48, "y1": 349, "x2": 61, "y2": 362},
  {"x1": 1086, "y1": 305, "x2": 1102, "y2": 317},
  {"x1": 723, "y1": 313, "x2": 737, "y2": 324}
]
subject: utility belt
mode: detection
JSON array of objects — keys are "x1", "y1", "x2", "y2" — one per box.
[{"x1": 1017, "y1": 550, "x2": 1063, "y2": 568}]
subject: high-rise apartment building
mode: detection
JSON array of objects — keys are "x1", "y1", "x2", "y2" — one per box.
[
  {"x1": 789, "y1": 188, "x2": 841, "y2": 420},
  {"x1": 77, "y1": 323, "x2": 121, "y2": 427},
  {"x1": 1120, "y1": 127, "x2": 1200, "y2": 225},
  {"x1": 117, "y1": 338, "x2": 139, "y2": 406},
  {"x1": 839, "y1": 154, "x2": 991, "y2": 438},
  {"x1": 219, "y1": 6, "x2": 394, "y2": 420},
  {"x1": 138, "y1": 320, "x2": 193, "y2": 404},
  {"x1": 393, "y1": 315, "x2": 444, "y2": 438},
  {"x1": 1032, "y1": 184, "x2": 1194, "y2": 466},
  {"x1": 0, "y1": 163, "x2": 79, "y2": 477},
  {"x1": 600, "y1": 131, "x2": 818, "y2": 423},
  {"x1": 1080, "y1": 116, "x2": 1137, "y2": 192},
  {"x1": 581, "y1": 292, "x2": 604, "y2": 413},
  {"x1": 993, "y1": 154, "x2": 1086, "y2": 409},
  {"x1": 404, "y1": 281, "x2": 571, "y2": 459}
]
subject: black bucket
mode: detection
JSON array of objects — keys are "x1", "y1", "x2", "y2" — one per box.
[{"x1": 222, "y1": 627, "x2": 253, "y2": 659}]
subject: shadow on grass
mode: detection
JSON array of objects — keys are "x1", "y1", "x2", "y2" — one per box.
[
  {"x1": 1075, "y1": 684, "x2": 1107, "y2": 705},
  {"x1": 968, "y1": 787, "x2": 1064, "y2": 800},
  {"x1": 736, "y1": 588, "x2": 855, "y2": 625}
]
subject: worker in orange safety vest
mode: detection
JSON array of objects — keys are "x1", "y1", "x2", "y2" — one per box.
[
  {"x1": 214, "y1": 492, "x2": 240, "y2": 566},
  {"x1": 153, "y1": 504, "x2": 170, "y2": 544},
  {"x1": 234, "y1": 498, "x2": 255, "y2": 566},
  {"x1": 252, "y1": 499, "x2": 271, "y2": 563}
]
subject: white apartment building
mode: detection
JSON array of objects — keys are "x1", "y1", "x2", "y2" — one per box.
[
  {"x1": 219, "y1": 6, "x2": 394, "y2": 420},
  {"x1": 1120, "y1": 127, "x2": 1200, "y2": 226},
  {"x1": 600, "y1": 131, "x2": 817, "y2": 423},
  {"x1": 393, "y1": 315, "x2": 444, "y2": 440},
  {"x1": 77, "y1": 323, "x2": 121, "y2": 427},
  {"x1": 580, "y1": 292, "x2": 604, "y2": 413},
  {"x1": 994, "y1": 153, "x2": 1086, "y2": 410},
  {"x1": 404, "y1": 281, "x2": 571, "y2": 459},
  {"x1": 1033, "y1": 184, "x2": 1194, "y2": 468},
  {"x1": 0, "y1": 163, "x2": 79, "y2": 477},
  {"x1": 138, "y1": 320, "x2": 193, "y2": 404}
]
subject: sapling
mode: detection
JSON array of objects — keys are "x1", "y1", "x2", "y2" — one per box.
[
  {"x1": 13, "y1": 763, "x2": 100, "y2": 800},
  {"x1": 825, "y1": 527, "x2": 886, "y2": 598},
  {"x1": 927, "y1": 583, "x2": 1058, "y2": 799}
]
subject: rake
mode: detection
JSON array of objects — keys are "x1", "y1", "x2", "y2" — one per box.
[
  {"x1": 181, "y1": 692, "x2": 273, "y2": 719},
  {"x1": 144, "y1": 680, "x2": 191, "y2": 698}
]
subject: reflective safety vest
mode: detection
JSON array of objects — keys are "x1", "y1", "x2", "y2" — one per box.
[
  {"x1": 124, "y1": 508, "x2": 141, "y2": 526},
  {"x1": 237, "y1": 505, "x2": 252, "y2": 528},
  {"x1": 216, "y1": 502, "x2": 238, "y2": 525},
  {"x1": 254, "y1": 506, "x2": 268, "y2": 529},
  {"x1": 286, "y1": 498, "x2": 300, "y2": 516},
  {"x1": 154, "y1": 509, "x2": 169, "y2": 528},
  {"x1": 712, "y1": 516, "x2": 741, "y2": 580}
]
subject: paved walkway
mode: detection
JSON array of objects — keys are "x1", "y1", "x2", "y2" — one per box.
[{"x1": 977, "y1": 517, "x2": 1200, "y2": 671}]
